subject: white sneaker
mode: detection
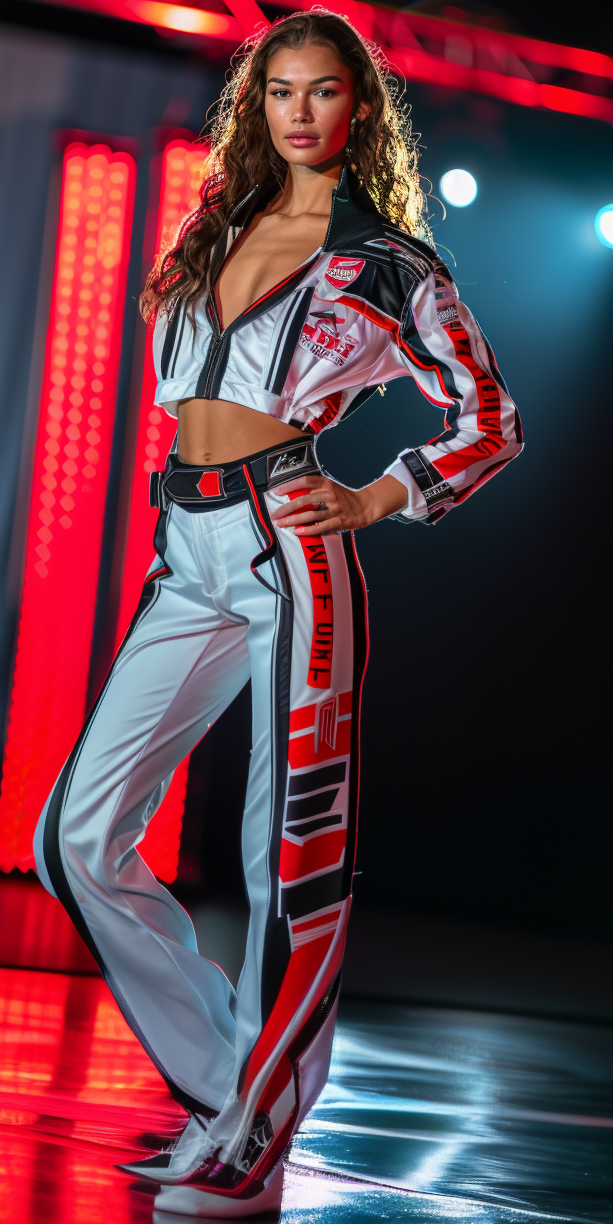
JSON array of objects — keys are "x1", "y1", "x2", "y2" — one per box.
[
  {"x1": 152, "y1": 1160, "x2": 284, "y2": 1218},
  {"x1": 117, "y1": 1115, "x2": 214, "y2": 1184}
]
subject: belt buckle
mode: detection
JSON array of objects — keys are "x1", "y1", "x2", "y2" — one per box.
[
  {"x1": 266, "y1": 444, "x2": 312, "y2": 485},
  {"x1": 196, "y1": 468, "x2": 224, "y2": 499}
]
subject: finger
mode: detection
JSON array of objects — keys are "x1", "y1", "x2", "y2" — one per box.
[
  {"x1": 271, "y1": 496, "x2": 315, "y2": 519},
  {"x1": 296, "y1": 516, "x2": 344, "y2": 536},
  {"x1": 275, "y1": 508, "x2": 334, "y2": 528},
  {"x1": 273, "y1": 473, "x2": 325, "y2": 496},
  {"x1": 271, "y1": 497, "x2": 333, "y2": 523}
]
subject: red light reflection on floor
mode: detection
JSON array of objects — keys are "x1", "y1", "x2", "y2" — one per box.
[
  {"x1": 0, "y1": 877, "x2": 97, "y2": 974},
  {"x1": 0, "y1": 967, "x2": 183, "y2": 1125},
  {"x1": 0, "y1": 965, "x2": 185, "y2": 1224}
]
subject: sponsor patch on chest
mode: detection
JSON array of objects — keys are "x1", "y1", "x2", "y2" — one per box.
[
  {"x1": 324, "y1": 256, "x2": 365, "y2": 288},
  {"x1": 299, "y1": 312, "x2": 357, "y2": 367}
]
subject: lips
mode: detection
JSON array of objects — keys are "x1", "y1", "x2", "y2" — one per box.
[{"x1": 286, "y1": 134, "x2": 319, "y2": 146}]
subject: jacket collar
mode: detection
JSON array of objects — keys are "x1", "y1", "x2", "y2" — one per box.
[
  {"x1": 225, "y1": 163, "x2": 383, "y2": 252},
  {"x1": 323, "y1": 163, "x2": 382, "y2": 250}
]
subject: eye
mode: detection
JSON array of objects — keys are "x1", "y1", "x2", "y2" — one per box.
[
  {"x1": 315, "y1": 89, "x2": 337, "y2": 98},
  {"x1": 270, "y1": 88, "x2": 291, "y2": 98}
]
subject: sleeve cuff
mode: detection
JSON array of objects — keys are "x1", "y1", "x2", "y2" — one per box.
[{"x1": 382, "y1": 455, "x2": 429, "y2": 523}]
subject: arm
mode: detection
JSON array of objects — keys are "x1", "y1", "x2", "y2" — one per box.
[
  {"x1": 381, "y1": 264, "x2": 523, "y2": 525},
  {"x1": 272, "y1": 264, "x2": 522, "y2": 537}
]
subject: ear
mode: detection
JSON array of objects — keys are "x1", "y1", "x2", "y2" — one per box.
[{"x1": 354, "y1": 101, "x2": 371, "y2": 122}]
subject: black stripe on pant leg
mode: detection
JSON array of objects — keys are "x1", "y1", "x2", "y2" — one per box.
[
  {"x1": 40, "y1": 573, "x2": 162, "y2": 951},
  {"x1": 236, "y1": 493, "x2": 295, "y2": 1077},
  {"x1": 40, "y1": 574, "x2": 218, "y2": 1119},
  {"x1": 341, "y1": 532, "x2": 369, "y2": 899},
  {"x1": 288, "y1": 762, "x2": 346, "y2": 795},
  {"x1": 279, "y1": 866, "x2": 345, "y2": 919},
  {"x1": 288, "y1": 970, "x2": 341, "y2": 1064},
  {"x1": 256, "y1": 508, "x2": 295, "y2": 1033}
]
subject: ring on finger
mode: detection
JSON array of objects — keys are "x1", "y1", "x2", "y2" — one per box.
[{"x1": 316, "y1": 501, "x2": 328, "y2": 512}]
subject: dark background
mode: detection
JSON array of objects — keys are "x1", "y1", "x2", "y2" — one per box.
[
  {"x1": 0, "y1": 0, "x2": 611, "y2": 1013},
  {"x1": 177, "y1": 67, "x2": 613, "y2": 944}
]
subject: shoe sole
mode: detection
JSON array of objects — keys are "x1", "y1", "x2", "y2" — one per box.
[{"x1": 152, "y1": 1162, "x2": 284, "y2": 1218}]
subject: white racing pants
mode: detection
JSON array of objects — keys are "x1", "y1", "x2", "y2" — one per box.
[{"x1": 33, "y1": 457, "x2": 368, "y2": 1178}]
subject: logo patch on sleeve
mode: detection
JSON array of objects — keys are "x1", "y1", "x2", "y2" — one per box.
[{"x1": 324, "y1": 257, "x2": 365, "y2": 288}]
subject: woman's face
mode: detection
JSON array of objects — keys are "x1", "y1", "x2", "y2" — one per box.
[{"x1": 264, "y1": 41, "x2": 369, "y2": 169}]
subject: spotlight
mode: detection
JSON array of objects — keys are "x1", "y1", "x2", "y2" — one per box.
[
  {"x1": 440, "y1": 169, "x2": 478, "y2": 208},
  {"x1": 594, "y1": 205, "x2": 613, "y2": 248}
]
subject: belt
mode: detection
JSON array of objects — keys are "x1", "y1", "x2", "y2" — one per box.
[
  {"x1": 149, "y1": 438, "x2": 322, "y2": 598},
  {"x1": 150, "y1": 437, "x2": 321, "y2": 510}
]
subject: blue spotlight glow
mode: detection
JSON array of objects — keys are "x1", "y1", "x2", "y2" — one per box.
[
  {"x1": 594, "y1": 205, "x2": 613, "y2": 248},
  {"x1": 440, "y1": 169, "x2": 478, "y2": 208}
]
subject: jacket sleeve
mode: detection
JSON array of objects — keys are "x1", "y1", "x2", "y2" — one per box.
[{"x1": 380, "y1": 263, "x2": 523, "y2": 524}]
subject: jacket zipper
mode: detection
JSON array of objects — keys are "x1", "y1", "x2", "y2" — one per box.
[
  {"x1": 198, "y1": 243, "x2": 323, "y2": 399},
  {"x1": 202, "y1": 329, "x2": 225, "y2": 399}
]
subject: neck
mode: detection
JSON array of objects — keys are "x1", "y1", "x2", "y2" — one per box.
[{"x1": 272, "y1": 156, "x2": 345, "y2": 219}]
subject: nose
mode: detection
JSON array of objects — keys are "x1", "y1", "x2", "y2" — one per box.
[{"x1": 291, "y1": 91, "x2": 314, "y2": 124}]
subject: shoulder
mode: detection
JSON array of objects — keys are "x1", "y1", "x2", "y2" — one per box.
[
  {"x1": 365, "y1": 217, "x2": 453, "y2": 289},
  {"x1": 330, "y1": 212, "x2": 452, "y2": 325}
]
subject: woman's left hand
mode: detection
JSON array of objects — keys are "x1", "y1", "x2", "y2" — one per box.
[{"x1": 270, "y1": 473, "x2": 409, "y2": 536}]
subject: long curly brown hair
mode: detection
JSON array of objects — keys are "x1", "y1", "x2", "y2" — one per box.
[{"x1": 140, "y1": 9, "x2": 430, "y2": 323}]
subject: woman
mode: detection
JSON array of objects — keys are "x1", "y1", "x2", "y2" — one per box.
[{"x1": 34, "y1": 9, "x2": 522, "y2": 1217}]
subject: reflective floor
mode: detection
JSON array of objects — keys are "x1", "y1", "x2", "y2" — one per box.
[{"x1": 0, "y1": 967, "x2": 611, "y2": 1223}]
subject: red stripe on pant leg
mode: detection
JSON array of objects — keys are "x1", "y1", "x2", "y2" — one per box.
[
  {"x1": 289, "y1": 718, "x2": 351, "y2": 769},
  {"x1": 280, "y1": 831, "x2": 347, "y2": 883},
  {"x1": 242, "y1": 934, "x2": 334, "y2": 1095},
  {"x1": 289, "y1": 704, "x2": 317, "y2": 733},
  {"x1": 258, "y1": 1053, "x2": 293, "y2": 1115},
  {"x1": 235, "y1": 541, "x2": 363, "y2": 1125},
  {"x1": 241, "y1": 909, "x2": 351, "y2": 1100},
  {"x1": 241, "y1": 703, "x2": 355, "y2": 1098},
  {"x1": 287, "y1": 492, "x2": 333, "y2": 689},
  {"x1": 288, "y1": 692, "x2": 352, "y2": 760}
]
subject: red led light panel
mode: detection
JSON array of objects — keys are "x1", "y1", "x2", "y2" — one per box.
[
  {"x1": 115, "y1": 139, "x2": 210, "y2": 883},
  {"x1": 0, "y1": 142, "x2": 136, "y2": 873},
  {"x1": 116, "y1": 138, "x2": 209, "y2": 646}
]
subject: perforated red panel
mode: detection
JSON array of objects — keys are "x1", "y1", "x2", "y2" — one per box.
[
  {"x1": 0, "y1": 142, "x2": 136, "y2": 873},
  {"x1": 117, "y1": 138, "x2": 210, "y2": 884}
]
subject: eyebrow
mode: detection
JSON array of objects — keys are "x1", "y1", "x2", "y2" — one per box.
[{"x1": 267, "y1": 75, "x2": 345, "y2": 85}]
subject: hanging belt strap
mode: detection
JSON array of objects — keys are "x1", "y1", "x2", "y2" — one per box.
[
  {"x1": 149, "y1": 436, "x2": 322, "y2": 601},
  {"x1": 241, "y1": 461, "x2": 292, "y2": 601}
]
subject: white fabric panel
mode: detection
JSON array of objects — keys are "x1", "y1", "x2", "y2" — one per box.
[{"x1": 34, "y1": 487, "x2": 360, "y2": 1169}]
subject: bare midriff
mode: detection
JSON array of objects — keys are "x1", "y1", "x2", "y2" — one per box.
[{"x1": 176, "y1": 398, "x2": 306, "y2": 466}]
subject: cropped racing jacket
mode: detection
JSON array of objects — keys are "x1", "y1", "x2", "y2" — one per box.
[{"x1": 152, "y1": 164, "x2": 523, "y2": 524}]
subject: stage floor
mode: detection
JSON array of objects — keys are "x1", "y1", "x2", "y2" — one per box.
[{"x1": 0, "y1": 966, "x2": 611, "y2": 1223}]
